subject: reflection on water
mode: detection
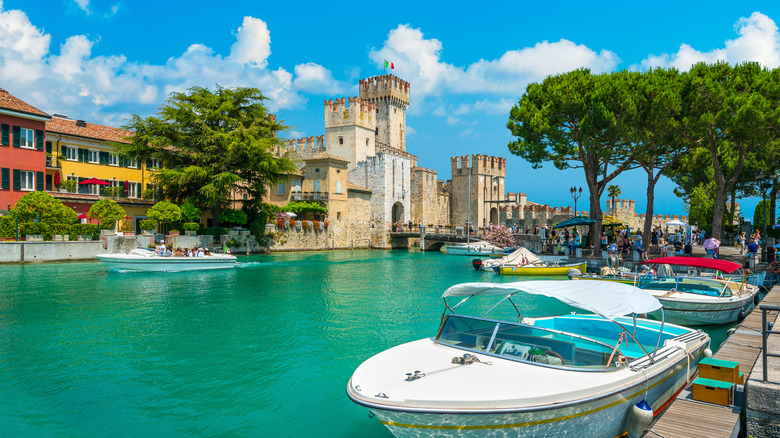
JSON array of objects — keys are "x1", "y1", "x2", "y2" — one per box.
[{"x1": 0, "y1": 251, "x2": 736, "y2": 437}]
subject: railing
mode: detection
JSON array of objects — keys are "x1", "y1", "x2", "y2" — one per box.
[
  {"x1": 294, "y1": 191, "x2": 328, "y2": 201},
  {"x1": 761, "y1": 304, "x2": 780, "y2": 381}
]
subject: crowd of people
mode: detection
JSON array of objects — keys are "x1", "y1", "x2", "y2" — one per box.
[{"x1": 155, "y1": 240, "x2": 212, "y2": 257}]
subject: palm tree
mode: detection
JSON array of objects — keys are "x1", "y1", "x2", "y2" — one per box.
[{"x1": 607, "y1": 185, "x2": 621, "y2": 215}]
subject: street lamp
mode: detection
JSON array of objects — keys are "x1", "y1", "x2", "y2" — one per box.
[
  {"x1": 570, "y1": 186, "x2": 583, "y2": 217},
  {"x1": 761, "y1": 180, "x2": 773, "y2": 264}
]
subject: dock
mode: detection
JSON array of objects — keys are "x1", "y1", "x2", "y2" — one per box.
[{"x1": 644, "y1": 286, "x2": 780, "y2": 437}]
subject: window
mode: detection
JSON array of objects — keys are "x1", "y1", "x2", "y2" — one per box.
[
  {"x1": 313, "y1": 180, "x2": 321, "y2": 192},
  {"x1": 278, "y1": 182, "x2": 284, "y2": 195},
  {"x1": 85, "y1": 180, "x2": 99, "y2": 195},
  {"x1": 243, "y1": 194, "x2": 248, "y2": 200},
  {"x1": 148, "y1": 158, "x2": 159, "y2": 169},
  {"x1": 108, "y1": 153, "x2": 118, "y2": 166},
  {"x1": 315, "y1": 168, "x2": 320, "y2": 173},
  {"x1": 20, "y1": 170, "x2": 34, "y2": 190},
  {"x1": 338, "y1": 137, "x2": 343, "y2": 145},
  {"x1": 294, "y1": 179, "x2": 301, "y2": 192},
  {"x1": 337, "y1": 212, "x2": 341, "y2": 220},
  {"x1": 19, "y1": 128, "x2": 34, "y2": 149},
  {"x1": 88, "y1": 150, "x2": 99, "y2": 163},
  {"x1": 336, "y1": 181, "x2": 342, "y2": 194},
  {"x1": 126, "y1": 182, "x2": 137, "y2": 198},
  {"x1": 66, "y1": 147, "x2": 77, "y2": 161},
  {"x1": 126, "y1": 159, "x2": 137, "y2": 168}
]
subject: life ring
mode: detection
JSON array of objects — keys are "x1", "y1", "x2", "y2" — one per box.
[{"x1": 770, "y1": 260, "x2": 780, "y2": 274}]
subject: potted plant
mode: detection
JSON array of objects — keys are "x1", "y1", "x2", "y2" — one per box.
[
  {"x1": 182, "y1": 222, "x2": 200, "y2": 236},
  {"x1": 61, "y1": 179, "x2": 77, "y2": 193},
  {"x1": 169, "y1": 229, "x2": 180, "y2": 237}
]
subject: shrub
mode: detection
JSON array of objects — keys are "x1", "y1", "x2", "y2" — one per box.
[
  {"x1": 0, "y1": 216, "x2": 15, "y2": 238},
  {"x1": 14, "y1": 191, "x2": 77, "y2": 223},
  {"x1": 219, "y1": 209, "x2": 248, "y2": 225},
  {"x1": 88, "y1": 198, "x2": 126, "y2": 224},
  {"x1": 197, "y1": 227, "x2": 228, "y2": 238},
  {"x1": 139, "y1": 219, "x2": 157, "y2": 231},
  {"x1": 61, "y1": 179, "x2": 77, "y2": 193},
  {"x1": 180, "y1": 203, "x2": 202, "y2": 222},
  {"x1": 147, "y1": 201, "x2": 182, "y2": 223},
  {"x1": 19, "y1": 222, "x2": 72, "y2": 240},
  {"x1": 226, "y1": 238, "x2": 240, "y2": 247},
  {"x1": 69, "y1": 224, "x2": 99, "y2": 240},
  {"x1": 182, "y1": 222, "x2": 200, "y2": 231}
]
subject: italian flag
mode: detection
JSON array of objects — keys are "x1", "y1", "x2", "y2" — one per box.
[{"x1": 384, "y1": 60, "x2": 394, "y2": 69}]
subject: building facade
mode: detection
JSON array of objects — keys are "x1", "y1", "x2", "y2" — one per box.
[{"x1": 0, "y1": 88, "x2": 50, "y2": 208}]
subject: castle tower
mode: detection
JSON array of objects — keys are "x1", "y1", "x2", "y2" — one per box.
[
  {"x1": 449, "y1": 155, "x2": 507, "y2": 226},
  {"x1": 324, "y1": 97, "x2": 377, "y2": 170},
  {"x1": 359, "y1": 75, "x2": 410, "y2": 151}
]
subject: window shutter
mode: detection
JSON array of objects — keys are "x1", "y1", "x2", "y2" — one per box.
[
  {"x1": 36, "y1": 171, "x2": 43, "y2": 191},
  {"x1": 35, "y1": 130, "x2": 44, "y2": 150},
  {"x1": 78, "y1": 177, "x2": 87, "y2": 194},
  {"x1": 78, "y1": 148, "x2": 86, "y2": 162},
  {"x1": 61, "y1": 145, "x2": 68, "y2": 157},
  {"x1": 1, "y1": 168, "x2": 9, "y2": 189},
  {"x1": 45, "y1": 141, "x2": 52, "y2": 154},
  {"x1": 119, "y1": 156, "x2": 126, "y2": 167},
  {"x1": 12, "y1": 126, "x2": 20, "y2": 147},
  {"x1": 12, "y1": 169, "x2": 20, "y2": 190},
  {"x1": 1, "y1": 124, "x2": 8, "y2": 146},
  {"x1": 99, "y1": 151, "x2": 109, "y2": 164}
]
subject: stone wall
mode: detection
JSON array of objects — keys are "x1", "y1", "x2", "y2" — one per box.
[{"x1": 411, "y1": 167, "x2": 440, "y2": 226}]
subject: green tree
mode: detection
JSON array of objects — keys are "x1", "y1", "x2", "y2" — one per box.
[
  {"x1": 146, "y1": 201, "x2": 182, "y2": 224},
  {"x1": 13, "y1": 191, "x2": 77, "y2": 223},
  {"x1": 119, "y1": 85, "x2": 297, "y2": 226},
  {"x1": 754, "y1": 199, "x2": 772, "y2": 231},
  {"x1": 607, "y1": 185, "x2": 621, "y2": 215},
  {"x1": 507, "y1": 69, "x2": 636, "y2": 251},
  {"x1": 87, "y1": 199, "x2": 126, "y2": 226},
  {"x1": 680, "y1": 62, "x2": 777, "y2": 239},
  {"x1": 180, "y1": 202, "x2": 202, "y2": 223}
]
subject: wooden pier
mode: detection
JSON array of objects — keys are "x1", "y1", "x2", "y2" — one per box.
[{"x1": 644, "y1": 285, "x2": 780, "y2": 437}]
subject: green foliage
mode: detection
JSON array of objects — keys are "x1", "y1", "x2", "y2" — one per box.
[
  {"x1": 686, "y1": 182, "x2": 714, "y2": 228},
  {"x1": 139, "y1": 219, "x2": 157, "y2": 231},
  {"x1": 197, "y1": 227, "x2": 228, "y2": 238},
  {"x1": 226, "y1": 238, "x2": 240, "y2": 247},
  {"x1": 88, "y1": 199, "x2": 126, "y2": 224},
  {"x1": 0, "y1": 216, "x2": 16, "y2": 238},
  {"x1": 754, "y1": 200, "x2": 772, "y2": 231},
  {"x1": 60, "y1": 179, "x2": 77, "y2": 193},
  {"x1": 180, "y1": 202, "x2": 202, "y2": 222},
  {"x1": 19, "y1": 222, "x2": 73, "y2": 240},
  {"x1": 13, "y1": 192, "x2": 78, "y2": 224},
  {"x1": 68, "y1": 223, "x2": 99, "y2": 240},
  {"x1": 102, "y1": 186, "x2": 124, "y2": 198},
  {"x1": 218, "y1": 209, "x2": 248, "y2": 225},
  {"x1": 285, "y1": 201, "x2": 327, "y2": 215},
  {"x1": 182, "y1": 222, "x2": 200, "y2": 231},
  {"x1": 119, "y1": 86, "x2": 297, "y2": 222},
  {"x1": 146, "y1": 201, "x2": 182, "y2": 223},
  {"x1": 99, "y1": 220, "x2": 116, "y2": 230}
]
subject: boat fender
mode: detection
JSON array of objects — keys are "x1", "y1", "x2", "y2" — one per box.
[
  {"x1": 566, "y1": 268, "x2": 582, "y2": 279},
  {"x1": 738, "y1": 309, "x2": 747, "y2": 322},
  {"x1": 754, "y1": 293, "x2": 761, "y2": 305},
  {"x1": 704, "y1": 348, "x2": 713, "y2": 358},
  {"x1": 627, "y1": 400, "x2": 653, "y2": 438}
]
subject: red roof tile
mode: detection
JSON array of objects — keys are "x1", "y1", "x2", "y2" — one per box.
[
  {"x1": 46, "y1": 116, "x2": 133, "y2": 143},
  {"x1": 0, "y1": 88, "x2": 50, "y2": 118}
]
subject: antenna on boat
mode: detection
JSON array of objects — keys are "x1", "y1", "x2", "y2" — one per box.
[{"x1": 467, "y1": 161, "x2": 471, "y2": 245}]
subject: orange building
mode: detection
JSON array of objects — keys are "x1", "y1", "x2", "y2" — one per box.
[{"x1": 0, "y1": 88, "x2": 51, "y2": 208}]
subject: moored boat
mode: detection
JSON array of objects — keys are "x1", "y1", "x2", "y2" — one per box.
[
  {"x1": 97, "y1": 249, "x2": 237, "y2": 272},
  {"x1": 445, "y1": 241, "x2": 505, "y2": 256},
  {"x1": 498, "y1": 261, "x2": 586, "y2": 276},
  {"x1": 347, "y1": 280, "x2": 711, "y2": 437}
]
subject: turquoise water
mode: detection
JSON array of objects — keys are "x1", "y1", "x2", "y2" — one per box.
[{"x1": 0, "y1": 251, "x2": 733, "y2": 437}]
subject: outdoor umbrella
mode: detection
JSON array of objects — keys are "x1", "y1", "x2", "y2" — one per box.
[
  {"x1": 53, "y1": 171, "x2": 60, "y2": 186},
  {"x1": 284, "y1": 212, "x2": 297, "y2": 217},
  {"x1": 79, "y1": 177, "x2": 110, "y2": 185},
  {"x1": 553, "y1": 216, "x2": 596, "y2": 229},
  {"x1": 602, "y1": 215, "x2": 622, "y2": 227},
  {"x1": 773, "y1": 224, "x2": 780, "y2": 230},
  {"x1": 78, "y1": 213, "x2": 88, "y2": 219},
  {"x1": 703, "y1": 238, "x2": 721, "y2": 250},
  {"x1": 124, "y1": 180, "x2": 129, "y2": 196}
]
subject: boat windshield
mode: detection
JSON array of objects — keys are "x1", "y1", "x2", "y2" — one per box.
[
  {"x1": 435, "y1": 315, "x2": 629, "y2": 370},
  {"x1": 636, "y1": 276, "x2": 730, "y2": 297}
]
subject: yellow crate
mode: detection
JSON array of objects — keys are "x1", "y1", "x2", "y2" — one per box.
[
  {"x1": 692, "y1": 378, "x2": 732, "y2": 406},
  {"x1": 699, "y1": 358, "x2": 739, "y2": 383}
]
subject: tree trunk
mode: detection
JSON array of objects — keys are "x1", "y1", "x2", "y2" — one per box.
[
  {"x1": 643, "y1": 173, "x2": 656, "y2": 251},
  {"x1": 771, "y1": 180, "x2": 778, "y2": 227},
  {"x1": 213, "y1": 205, "x2": 222, "y2": 227}
]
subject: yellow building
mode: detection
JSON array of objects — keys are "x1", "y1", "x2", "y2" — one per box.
[{"x1": 45, "y1": 115, "x2": 157, "y2": 232}]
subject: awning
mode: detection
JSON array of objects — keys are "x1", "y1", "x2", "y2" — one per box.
[
  {"x1": 602, "y1": 215, "x2": 622, "y2": 226},
  {"x1": 553, "y1": 216, "x2": 597, "y2": 229},
  {"x1": 442, "y1": 280, "x2": 661, "y2": 321},
  {"x1": 639, "y1": 257, "x2": 742, "y2": 274},
  {"x1": 666, "y1": 220, "x2": 688, "y2": 227}
]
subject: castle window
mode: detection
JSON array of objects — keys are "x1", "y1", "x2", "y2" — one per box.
[
  {"x1": 336, "y1": 181, "x2": 342, "y2": 194},
  {"x1": 366, "y1": 139, "x2": 369, "y2": 146},
  {"x1": 277, "y1": 182, "x2": 284, "y2": 195},
  {"x1": 315, "y1": 168, "x2": 320, "y2": 173},
  {"x1": 339, "y1": 137, "x2": 343, "y2": 145}
]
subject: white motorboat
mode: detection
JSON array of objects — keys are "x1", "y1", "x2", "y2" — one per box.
[
  {"x1": 97, "y1": 249, "x2": 237, "y2": 272},
  {"x1": 444, "y1": 241, "x2": 504, "y2": 256},
  {"x1": 472, "y1": 247, "x2": 568, "y2": 271},
  {"x1": 634, "y1": 257, "x2": 760, "y2": 325},
  {"x1": 347, "y1": 280, "x2": 710, "y2": 437}
]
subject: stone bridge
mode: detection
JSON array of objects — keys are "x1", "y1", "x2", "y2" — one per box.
[{"x1": 389, "y1": 228, "x2": 545, "y2": 253}]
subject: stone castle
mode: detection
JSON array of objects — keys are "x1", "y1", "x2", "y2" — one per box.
[{"x1": 267, "y1": 74, "x2": 690, "y2": 249}]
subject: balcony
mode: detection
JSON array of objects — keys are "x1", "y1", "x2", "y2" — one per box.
[
  {"x1": 293, "y1": 191, "x2": 328, "y2": 201},
  {"x1": 45, "y1": 156, "x2": 61, "y2": 169}
]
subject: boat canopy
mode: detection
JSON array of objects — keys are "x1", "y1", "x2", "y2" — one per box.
[
  {"x1": 638, "y1": 257, "x2": 742, "y2": 274},
  {"x1": 499, "y1": 247, "x2": 542, "y2": 265},
  {"x1": 442, "y1": 280, "x2": 662, "y2": 321}
]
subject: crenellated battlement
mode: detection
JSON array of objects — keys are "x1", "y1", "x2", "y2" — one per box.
[
  {"x1": 359, "y1": 74, "x2": 410, "y2": 106},
  {"x1": 275, "y1": 135, "x2": 327, "y2": 158},
  {"x1": 450, "y1": 154, "x2": 506, "y2": 177},
  {"x1": 324, "y1": 97, "x2": 376, "y2": 130}
]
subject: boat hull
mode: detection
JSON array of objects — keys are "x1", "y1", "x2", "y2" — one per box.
[
  {"x1": 445, "y1": 245, "x2": 504, "y2": 256},
  {"x1": 648, "y1": 294, "x2": 755, "y2": 325},
  {"x1": 349, "y1": 339, "x2": 706, "y2": 437},
  {"x1": 97, "y1": 254, "x2": 237, "y2": 271},
  {"x1": 499, "y1": 262, "x2": 586, "y2": 276}
]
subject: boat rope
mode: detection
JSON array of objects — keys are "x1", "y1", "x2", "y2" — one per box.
[
  {"x1": 605, "y1": 332, "x2": 625, "y2": 370},
  {"x1": 644, "y1": 430, "x2": 668, "y2": 438},
  {"x1": 451, "y1": 353, "x2": 492, "y2": 366},
  {"x1": 640, "y1": 367, "x2": 649, "y2": 399},
  {"x1": 672, "y1": 344, "x2": 694, "y2": 384}
]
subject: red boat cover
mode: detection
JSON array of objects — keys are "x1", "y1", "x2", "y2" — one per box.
[{"x1": 638, "y1": 257, "x2": 742, "y2": 274}]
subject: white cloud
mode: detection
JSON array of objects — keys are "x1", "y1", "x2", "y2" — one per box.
[
  {"x1": 229, "y1": 16, "x2": 271, "y2": 68},
  {"x1": 0, "y1": 7, "x2": 333, "y2": 126},
  {"x1": 73, "y1": 0, "x2": 91, "y2": 14},
  {"x1": 640, "y1": 11, "x2": 780, "y2": 70},
  {"x1": 406, "y1": 125, "x2": 416, "y2": 135},
  {"x1": 370, "y1": 24, "x2": 618, "y2": 100}
]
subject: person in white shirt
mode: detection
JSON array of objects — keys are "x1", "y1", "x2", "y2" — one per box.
[{"x1": 157, "y1": 240, "x2": 166, "y2": 255}]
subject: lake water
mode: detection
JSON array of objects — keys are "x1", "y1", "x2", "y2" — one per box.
[{"x1": 0, "y1": 250, "x2": 734, "y2": 437}]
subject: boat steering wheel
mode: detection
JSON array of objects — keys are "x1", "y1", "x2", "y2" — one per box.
[{"x1": 546, "y1": 350, "x2": 566, "y2": 365}]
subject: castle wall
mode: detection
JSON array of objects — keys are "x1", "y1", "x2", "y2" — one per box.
[
  {"x1": 411, "y1": 167, "x2": 439, "y2": 226},
  {"x1": 448, "y1": 155, "x2": 507, "y2": 227},
  {"x1": 324, "y1": 97, "x2": 376, "y2": 169}
]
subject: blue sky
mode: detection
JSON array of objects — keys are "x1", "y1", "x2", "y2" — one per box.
[{"x1": 4, "y1": 1, "x2": 780, "y2": 221}]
